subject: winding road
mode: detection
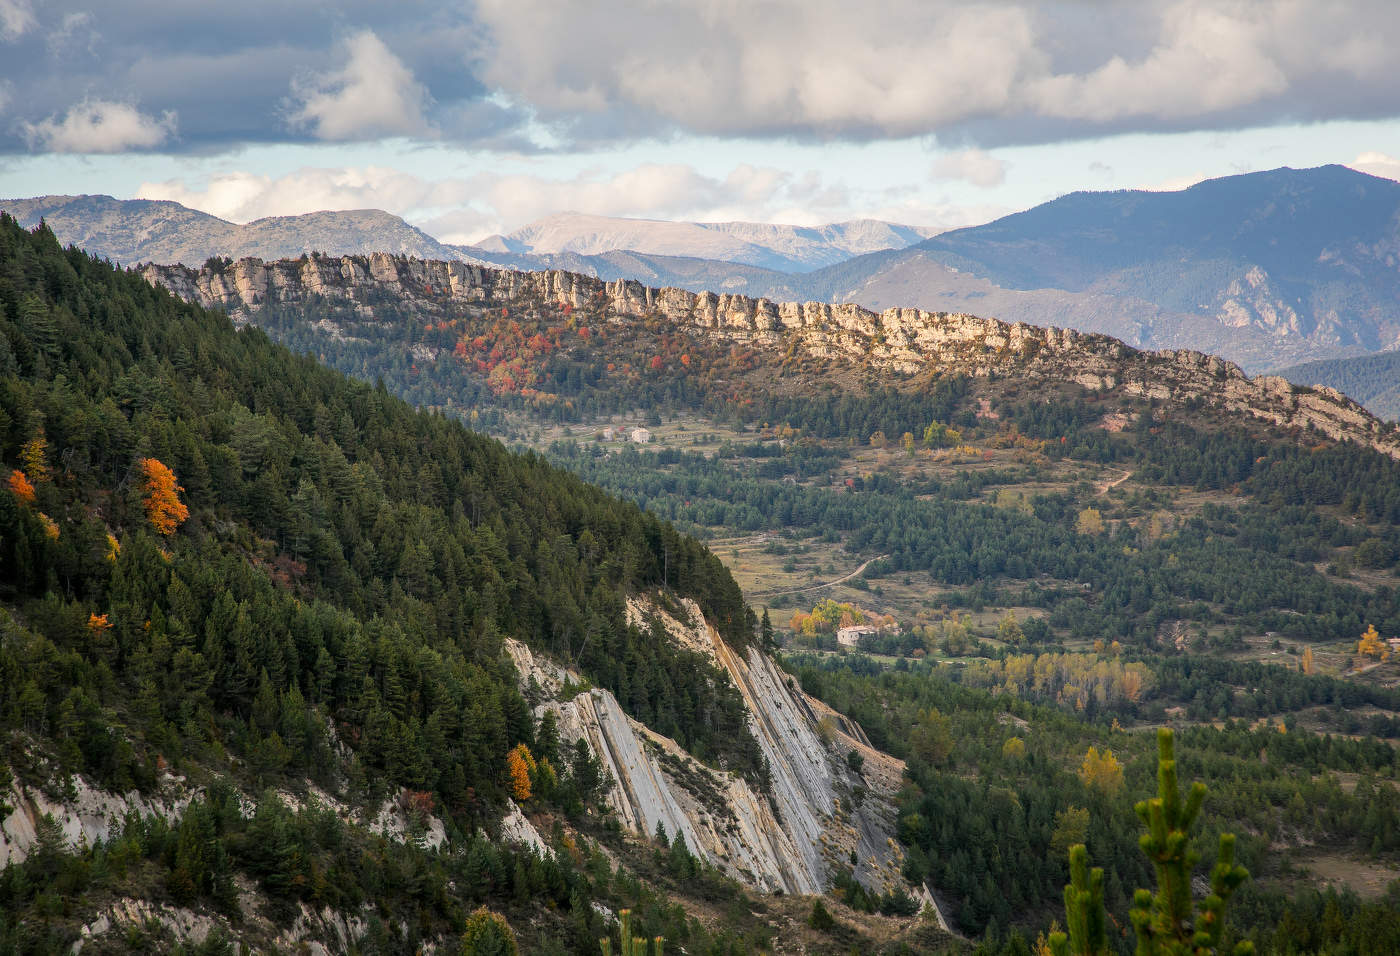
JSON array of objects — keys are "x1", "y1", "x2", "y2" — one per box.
[{"x1": 749, "y1": 554, "x2": 888, "y2": 599}]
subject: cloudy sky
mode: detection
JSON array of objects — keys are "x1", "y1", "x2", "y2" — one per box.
[{"x1": 0, "y1": 0, "x2": 1397, "y2": 242}]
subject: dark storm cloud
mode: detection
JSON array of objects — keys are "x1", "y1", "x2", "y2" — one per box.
[{"x1": 2, "y1": 1, "x2": 1399, "y2": 155}]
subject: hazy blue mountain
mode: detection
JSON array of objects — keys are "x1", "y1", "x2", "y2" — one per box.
[{"x1": 777, "y1": 166, "x2": 1400, "y2": 371}]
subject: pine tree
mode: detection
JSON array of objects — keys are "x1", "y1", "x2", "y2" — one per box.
[
  {"x1": 601, "y1": 909, "x2": 664, "y2": 956},
  {"x1": 461, "y1": 907, "x2": 520, "y2": 955},
  {"x1": 1049, "y1": 729, "x2": 1252, "y2": 956}
]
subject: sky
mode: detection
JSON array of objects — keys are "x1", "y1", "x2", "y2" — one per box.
[{"x1": 0, "y1": 0, "x2": 1397, "y2": 244}]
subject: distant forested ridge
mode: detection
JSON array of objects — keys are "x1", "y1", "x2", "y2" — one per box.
[{"x1": 1279, "y1": 350, "x2": 1400, "y2": 421}]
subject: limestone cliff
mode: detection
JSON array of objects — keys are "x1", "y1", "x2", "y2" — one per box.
[
  {"x1": 141, "y1": 253, "x2": 1400, "y2": 461},
  {"x1": 504, "y1": 596, "x2": 912, "y2": 899}
]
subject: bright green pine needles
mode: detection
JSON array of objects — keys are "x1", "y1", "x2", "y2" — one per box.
[
  {"x1": 600, "y1": 908, "x2": 664, "y2": 956},
  {"x1": 1050, "y1": 729, "x2": 1253, "y2": 956},
  {"x1": 1057, "y1": 844, "x2": 1109, "y2": 956}
]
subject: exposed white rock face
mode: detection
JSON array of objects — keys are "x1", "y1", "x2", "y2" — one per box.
[
  {"x1": 71, "y1": 898, "x2": 220, "y2": 953},
  {"x1": 2, "y1": 773, "x2": 438, "y2": 951},
  {"x1": 141, "y1": 255, "x2": 1400, "y2": 461},
  {"x1": 1, "y1": 775, "x2": 194, "y2": 865},
  {"x1": 499, "y1": 799, "x2": 553, "y2": 859},
  {"x1": 505, "y1": 597, "x2": 911, "y2": 896},
  {"x1": 70, "y1": 896, "x2": 374, "y2": 955}
]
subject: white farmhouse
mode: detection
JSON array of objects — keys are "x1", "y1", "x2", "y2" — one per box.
[
  {"x1": 836, "y1": 625, "x2": 879, "y2": 648},
  {"x1": 630, "y1": 427, "x2": 652, "y2": 444}
]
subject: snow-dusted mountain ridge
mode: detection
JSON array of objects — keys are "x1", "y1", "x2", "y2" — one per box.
[{"x1": 475, "y1": 212, "x2": 937, "y2": 272}]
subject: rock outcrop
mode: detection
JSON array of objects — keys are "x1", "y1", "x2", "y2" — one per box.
[
  {"x1": 1, "y1": 774, "x2": 194, "y2": 865},
  {"x1": 141, "y1": 254, "x2": 1400, "y2": 461},
  {"x1": 504, "y1": 596, "x2": 910, "y2": 897}
]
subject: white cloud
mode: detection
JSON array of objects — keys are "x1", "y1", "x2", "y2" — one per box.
[
  {"x1": 46, "y1": 11, "x2": 98, "y2": 55},
  {"x1": 470, "y1": 0, "x2": 1400, "y2": 142},
  {"x1": 136, "y1": 166, "x2": 465, "y2": 223},
  {"x1": 0, "y1": 0, "x2": 34, "y2": 42},
  {"x1": 132, "y1": 160, "x2": 981, "y2": 244},
  {"x1": 1141, "y1": 170, "x2": 1212, "y2": 192},
  {"x1": 287, "y1": 30, "x2": 433, "y2": 140},
  {"x1": 931, "y1": 149, "x2": 1007, "y2": 188},
  {"x1": 21, "y1": 99, "x2": 176, "y2": 153},
  {"x1": 474, "y1": 0, "x2": 1037, "y2": 138},
  {"x1": 1029, "y1": 2, "x2": 1287, "y2": 121},
  {"x1": 1350, "y1": 151, "x2": 1400, "y2": 183}
]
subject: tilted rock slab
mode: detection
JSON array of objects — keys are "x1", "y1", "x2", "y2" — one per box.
[
  {"x1": 504, "y1": 596, "x2": 910, "y2": 896},
  {"x1": 142, "y1": 254, "x2": 1400, "y2": 460}
]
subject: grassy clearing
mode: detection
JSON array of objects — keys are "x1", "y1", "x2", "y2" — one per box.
[{"x1": 1290, "y1": 851, "x2": 1400, "y2": 901}]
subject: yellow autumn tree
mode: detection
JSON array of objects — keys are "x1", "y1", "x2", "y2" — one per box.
[
  {"x1": 1079, "y1": 746, "x2": 1124, "y2": 794},
  {"x1": 997, "y1": 611, "x2": 1025, "y2": 646},
  {"x1": 506, "y1": 743, "x2": 535, "y2": 801},
  {"x1": 1075, "y1": 507, "x2": 1105, "y2": 536},
  {"x1": 1301, "y1": 645, "x2": 1315, "y2": 675},
  {"x1": 1358, "y1": 624, "x2": 1390, "y2": 661},
  {"x1": 19, "y1": 433, "x2": 50, "y2": 485},
  {"x1": 139, "y1": 458, "x2": 189, "y2": 535},
  {"x1": 6, "y1": 469, "x2": 35, "y2": 505}
]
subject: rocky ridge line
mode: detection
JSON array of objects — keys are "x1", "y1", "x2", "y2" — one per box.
[{"x1": 139, "y1": 253, "x2": 1400, "y2": 460}]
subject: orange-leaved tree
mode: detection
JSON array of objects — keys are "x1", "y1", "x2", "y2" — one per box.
[
  {"x1": 506, "y1": 743, "x2": 535, "y2": 802},
  {"x1": 6, "y1": 469, "x2": 35, "y2": 505},
  {"x1": 139, "y1": 458, "x2": 189, "y2": 535}
]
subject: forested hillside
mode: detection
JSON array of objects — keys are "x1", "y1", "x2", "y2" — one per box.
[{"x1": 0, "y1": 216, "x2": 782, "y2": 952}]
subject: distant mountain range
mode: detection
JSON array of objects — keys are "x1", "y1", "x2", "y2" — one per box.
[
  {"x1": 474, "y1": 212, "x2": 936, "y2": 272},
  {"x1": 779, "y1": 165, "x2": 1400, "y2": 372},
  {"x1": 6, "y1": 164, "x2": 1399, "y2": 378},
  {"x1": 0, "y1": 194, "x2": 465, "y2": 265},
  {"x1": 0, "y1": 195, "x2": 932, "y2": 281}
]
